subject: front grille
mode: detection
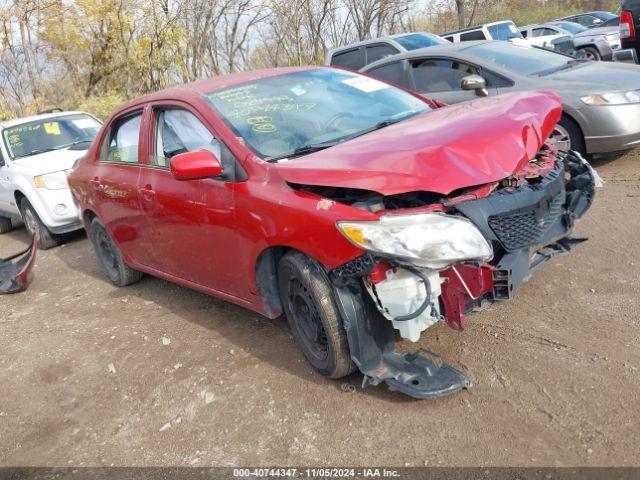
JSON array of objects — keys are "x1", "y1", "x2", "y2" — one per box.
[{"x1": 488, "y1": 191, "x2": 564, "y2": 250}]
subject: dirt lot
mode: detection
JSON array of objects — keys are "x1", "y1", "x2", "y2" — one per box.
[{"x1": 1, "y1": 151, "x2": 639, "y2": 468}]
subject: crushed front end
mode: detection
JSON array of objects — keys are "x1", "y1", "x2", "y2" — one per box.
[{"x1": 328, "y1": 148, "x2": 599, "y2": 399}]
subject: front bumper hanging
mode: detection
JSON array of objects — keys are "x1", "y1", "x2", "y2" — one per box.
[{"x1": 0, "y1": 237, "x2": 37, "y2": 294}]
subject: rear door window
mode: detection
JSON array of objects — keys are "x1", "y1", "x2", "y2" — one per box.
[
  {"x1": 411, "y1": 58, "x2": 478, "y2": 92},
  {"x1": 532, "y1": 28, "x2": 557, "y2": 37},
  {"x1": 102, "y1": 113, "x2": 142, "y2": 163},
  {"x1": 366, "y1": 61, "x2": 405, "y2": 86},
  {"x1": 460, "y1": 30, "x2": 487, "y2": 41},
  {"x1": 365, "y1": 44, "x2": 400, "y2": 64},
  {"x1": 330, "y1": 48, "x2": 365, "y2": 69}
]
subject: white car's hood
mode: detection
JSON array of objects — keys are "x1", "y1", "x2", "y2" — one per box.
[{"x1": 12, "y1": 148, "x2": 88, "y2": 175}]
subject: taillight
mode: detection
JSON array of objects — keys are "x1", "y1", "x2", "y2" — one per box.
[{"x1": 621, "y1": 10, "x2": 635, "y2": 40}]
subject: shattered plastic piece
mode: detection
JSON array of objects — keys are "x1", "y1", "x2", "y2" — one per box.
[
  {"x1": 161, "y1": 336, "x2": 171, "y2": 346},
  {"x1": 159, "y1": 423, "x2": 171, "y2": 432},
  {"x1": 107, "y1": 363, "x2": 116, "y2": 374},
  {"x1": 0, "y1": 237, "x2": 37, "y2": 294}
]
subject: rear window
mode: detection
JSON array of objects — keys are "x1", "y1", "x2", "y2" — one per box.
[
  {"x1": 487, "y1": 21, "x2": 522, "y2": 40},
  {"x1": 393, "y1": 33, "x2": 447, "y2": 50},
  {"x1": 460, "y1": 30, "x2": 487, "y2": 41},
  {"x1": 330, "y1": 48, "x2": 365, "y2": 70},
  {"x1": 366, "y1": 62, "x2": 405, "y2": 86}
]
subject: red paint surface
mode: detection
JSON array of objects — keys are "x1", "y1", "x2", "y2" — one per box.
[
  {"x1": 170, "y1": 150, "x2": 222, "y2": 180},
  {"x1": 439, "y1": 263, "x2": 495, "y2": 330},
  {"x1": 68, "y1": 67, "x2": 561, "y2": 318}
]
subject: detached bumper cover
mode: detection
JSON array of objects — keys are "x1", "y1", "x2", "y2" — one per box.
[{"x1": 0, "y1": 237, "x2": 37, "y2": 294}]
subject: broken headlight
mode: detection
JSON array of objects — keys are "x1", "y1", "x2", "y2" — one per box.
[{"x1": 337, "y1": 213, "x2": 492, "y2": 269}]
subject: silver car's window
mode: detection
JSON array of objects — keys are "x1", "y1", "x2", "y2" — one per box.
[
  {"x1": 393, "y1": 33, "x2": 447, "y2": 50},
  {"x1": 2, "y1": 114, "x2": 101, "y2": 160},
  {"x1": 487, "y1": 21, "x2": 522, "y2": 40},
  {"x1": 206, "y1": 68, "x2": 431, "y2": 160}
]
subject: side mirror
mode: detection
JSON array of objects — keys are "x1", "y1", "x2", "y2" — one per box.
[
  {"x1": 461, "y1": 74, "x2": 488, "y2": 97},
  {"x1": 170, "y1": 149, "x2": 222, "y2": 181}
]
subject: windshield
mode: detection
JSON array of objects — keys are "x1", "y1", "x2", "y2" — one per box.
[
  {"x1": 393, "y1": 33, "x2": 447, "y2": 50},
  {"x1": 464, "y1": 41, "x2": 574, "y2": 76},
  {"x1": 596, "y1": 11, "x2": 617, "y2": 21},
  {"x1": 206, "y1": 68, "x2": 431, "y2": 160},
  {"x1": 487, "y1": 21, "x2": 523, "y2": 40},
  {"x1": 552, "y1": 21, "x2": 587, "y2": 34},
  {"x1": 3, "y1": 114, "x2": 101, "y2": 159}
]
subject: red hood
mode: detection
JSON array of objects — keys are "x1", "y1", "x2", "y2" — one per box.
[{"x1": 275, "y1": 91, "x2": 562, "y2": 196}]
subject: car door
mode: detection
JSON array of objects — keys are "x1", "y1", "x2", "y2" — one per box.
[
  {"x1": 91, "y1": 109, "x2": 151, "y2": 265},
  {"x1": 408, "y1": 57, "x2": 499, "y2": 104},
  {"x1": 137, "y1": 103, "x2": 239, "y2": 294}
]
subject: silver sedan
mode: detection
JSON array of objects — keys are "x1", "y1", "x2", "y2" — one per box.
[{"x1": 362, "y1": 40, "x2": 640, "y2": 157}]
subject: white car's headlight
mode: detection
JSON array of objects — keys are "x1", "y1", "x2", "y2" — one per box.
[
  {"x1": 337, "y1": 213, "x2": 493, "y2": 270},
  {"x1": 581, "y1": 90, "x2": 640, "y2": 105},
  {"x1": 33, "y1": 170, "x2": 69, "y2": 190}
]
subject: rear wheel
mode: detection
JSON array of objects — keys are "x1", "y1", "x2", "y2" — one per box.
[
  {"x1": 580, "y1": 46, "x2": 601, "y2": 61},
  {"x1": 89, "y1": 217, "x2": 143, "y2": 286},
  {"x1": 0, "y1": 216, "x2": 12, "y2": 234},
  {"x1": 19, "y1": 198, "x2": 59, "y2": 249},
  {"x1": 278, "y1": 251, "x2": 355, "y2": 379}
]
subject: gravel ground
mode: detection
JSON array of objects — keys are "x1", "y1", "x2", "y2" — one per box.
[{"x1": 1, "y1": 151, "x2": 639, "y2": 468}]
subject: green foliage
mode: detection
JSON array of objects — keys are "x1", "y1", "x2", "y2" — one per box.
[{"x1": 76, "y1": 93, "x2": 128, "y2": 121}]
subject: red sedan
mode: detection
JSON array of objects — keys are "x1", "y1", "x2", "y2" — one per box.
[{"x1": 68, "y1": 67, "x2": 597, "y2": 398}]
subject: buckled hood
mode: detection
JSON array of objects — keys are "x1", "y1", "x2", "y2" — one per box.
[{"x1": 275, "y1": 91, "x2": 562, "y2": 196}]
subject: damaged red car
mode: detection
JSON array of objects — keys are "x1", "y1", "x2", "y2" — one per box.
[{"x1": 68, "y1": 67, "x2": 597, "y2": 399}]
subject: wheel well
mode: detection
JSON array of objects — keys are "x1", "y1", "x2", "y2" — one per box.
[
  {"x1": 14, "y1": 190, "x2": 25, "y2": 207},
  {"x1": 255, "y1": 246, "x2": 293, "y2": 319},
  {"x1": 83, "y1": 209, "x2": 97, "y2": 229}
]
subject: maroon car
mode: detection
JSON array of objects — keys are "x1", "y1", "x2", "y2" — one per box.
[{"x1": 68, "y1": 67, "x2": 597, "y2": 398}]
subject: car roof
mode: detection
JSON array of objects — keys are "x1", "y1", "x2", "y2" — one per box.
[
  {"x1": 0, "y1": 111, "x2": 88, "y2": 129},
  {"x1": 362, "y1": 40, "x2": 489, "y2": 70},
  {"x1": 114, "y1": 66, "x2": 318, "y2": 111},
  {"x1": 443, "y1": 20, "x2": 515, "y2": 36}
]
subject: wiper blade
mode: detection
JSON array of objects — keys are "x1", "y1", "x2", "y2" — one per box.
[{"x1": 266, "y1": 141, "x2": 338, "y2": 162}]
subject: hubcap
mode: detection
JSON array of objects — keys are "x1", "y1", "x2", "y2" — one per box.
[
  {"x1": 551, "y1": 125, "x2": 571, "y2": 153},
  {"x1": 23, "y1": 208, "x2": 38, "y2": 236},
  {"x1": 288, "y1": 279, "x2": 328, "y2": 361}
]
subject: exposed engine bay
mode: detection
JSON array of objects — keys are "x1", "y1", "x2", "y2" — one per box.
[{"x1": 302, "y1": 147, "x2": 599, "y2": 398}]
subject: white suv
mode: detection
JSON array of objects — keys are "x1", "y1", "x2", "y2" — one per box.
[{"x1": 0, "y1": 110, "x2": 102, "y2": 249}]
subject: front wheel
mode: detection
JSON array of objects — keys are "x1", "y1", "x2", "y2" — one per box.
[
  {"x1": 580, "y1": 46, "x2": 601, "y2": 61},
  {"x1": 552, "y1": 115, "x2": 585, "y2": 156},
  {"x1": 89, "y1": 217, "x2": 143, "y2": 287},
  {"x1": 278, "y1": 251, "x2": 355, "y2": 379},
  {"x1": 19, "y1": 198, "x2": 59, "y2": 249}
]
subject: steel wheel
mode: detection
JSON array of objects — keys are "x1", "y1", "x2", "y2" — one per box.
[
  {"x1": 22, "y1": 207, "x2": 38, "y2": 236},
  {"x1": 551, "y1": 124, "x2": 572, "y2": 153},
  {"x1": 95, "y1": 226, "x2": 120, "y2": 280},
  {"x1": 288, "y1": 278, "x2": 329, "y2": 361}
]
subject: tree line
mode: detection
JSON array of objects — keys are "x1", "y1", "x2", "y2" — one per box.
[{"x1": 0, "y1": 0, "x2": 616, "y2": 120}]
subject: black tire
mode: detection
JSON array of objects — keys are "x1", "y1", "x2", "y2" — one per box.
[
  {"x1": 0, "y1": 216, "x2": 12, "y2": 234},
  {"x1": 580, "y1": 46, "x2": 601, "y2": 61},
  {"x1": 278, "y1": 251, "x2": 355, "y2": 379},
  {"x1": 89, "y1": 217, "x2": 143, "y2": 287},
  {"x1": 19, "y1": 198, "x2": 60, "y2": 249},
  {"x1": 557, "y1": 115, "x2": 586, "y2": 156}
]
